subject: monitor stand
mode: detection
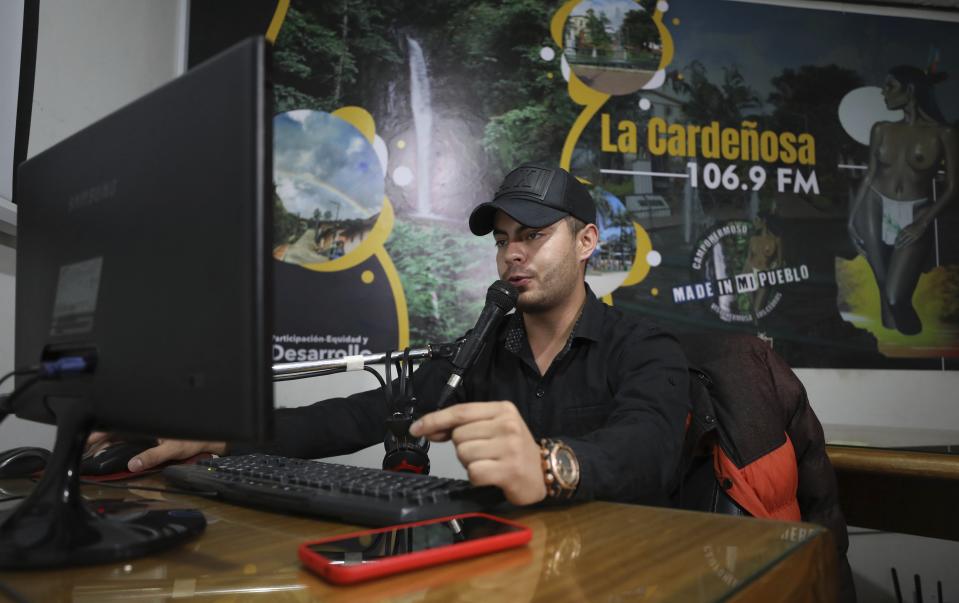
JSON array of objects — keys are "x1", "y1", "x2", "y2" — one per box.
[{"x1": 0, "y1": 398, "x2": 205, "y2": 569}]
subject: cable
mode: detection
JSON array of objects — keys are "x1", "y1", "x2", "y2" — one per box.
[
  {"x1": 360, "y1": 365, "x2": 392, "y2": 411},
  {"x1": 406, "y1": 349, "x2": 415, "y2": 400},
  {"x1": 0, "y1": 376, "x2": 41, "y2": 428},
  {"x1": 0, "y1": 367, "x2": 40, "y2": 414},
  {"x1": 0, "y1": 375, "x2": 40, "y2": 412},
  {"x1": 401, "y1": 348, "x2": 413, "y2": 400},
  {"x1": 0, "y1": 368, "x2": 37, "y2": 392},
  {"x1": 397, "y1": 351, "x2": 407, "y2": 403},
  {"x1": 0, "y1": 579, "x2": 31, "y2": 603},
  {"x1": 2, "y1": 479, "x2": 220, "y2": 505},
  {"x1": 78, "y1": 479, "x2": 220, "y2": 498},
  {"x1": 361, "y1": 366, "x2": 387, "y2": 391},
  {"x1": 384, "y1": 351, "x2": 394, "y2": 407},
  {"x1": 0, "y1": 358, "x2": 90, "y2": 426},
  {"x1": 0, "y1": 356, "x2": 89, "y2": 391}
]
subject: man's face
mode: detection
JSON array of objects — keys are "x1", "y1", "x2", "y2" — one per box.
[{"x1": 492, "y1": 211, "x2": 582, "y2": 313}]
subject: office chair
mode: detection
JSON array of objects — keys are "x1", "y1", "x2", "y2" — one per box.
[{"x1": 670, "y1": 333, "x2": 856, "y2": 602}]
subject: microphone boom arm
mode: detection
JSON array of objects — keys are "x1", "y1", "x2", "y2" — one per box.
[{"x1": 271, "y1": 342, "x2": 459, "y2": 382}]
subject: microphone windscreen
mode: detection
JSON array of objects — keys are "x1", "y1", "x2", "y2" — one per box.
[{"x1": 487, "y1": 280, "x2": 519, "y2": 311}]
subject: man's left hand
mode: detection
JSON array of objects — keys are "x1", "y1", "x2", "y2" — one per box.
[{"x1": 409, "y1": 401, "x2": 547, "y2": 506}]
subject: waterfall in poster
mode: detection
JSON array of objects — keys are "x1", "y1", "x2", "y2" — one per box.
[{"x1": 407, "y1": 37, "x2": 433, "y2": 217}]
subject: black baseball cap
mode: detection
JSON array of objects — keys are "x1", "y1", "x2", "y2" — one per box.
[{"x1": 469, "y1": 164, "x2": 596, "y2": 236}]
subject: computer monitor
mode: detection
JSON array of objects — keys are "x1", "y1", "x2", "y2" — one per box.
[{"x1": 1, "y1": 36, "x2": 273, "y2": 568}]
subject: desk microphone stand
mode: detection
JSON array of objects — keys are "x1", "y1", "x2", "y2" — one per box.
[{"x1": 272, "y1": 341, "x2": 460, "y2": 475}]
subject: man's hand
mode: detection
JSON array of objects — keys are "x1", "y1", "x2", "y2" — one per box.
[
  {"x1": 409, "y1": 401, "x2": 547, "y2": 506},
  {"x1": 126, "y1": 439, "x2": 227, "y2": 472},
  {"x1": 85, "y1": 432, "x2": 226, "y2": 472}
]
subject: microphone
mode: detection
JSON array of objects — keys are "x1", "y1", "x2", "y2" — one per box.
[{"x1": 436, "y1": 280, "x2": 519, "y2": 408}]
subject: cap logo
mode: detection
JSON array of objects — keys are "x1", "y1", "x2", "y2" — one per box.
[{"x1": 496, "y1": 166, "x2": 552, "y2": 200}]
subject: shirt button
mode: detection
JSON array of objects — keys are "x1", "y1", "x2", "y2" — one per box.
[
  {"x1": 535, "y1": 389, "x2": 545, "y2": 398},
  {"x1": 721, "y1": 478, "x2": 733, "y2": 490}
]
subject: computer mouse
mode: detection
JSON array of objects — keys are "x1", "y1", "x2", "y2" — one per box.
[
  {"x1": 0, "y1": 446, "x2": 51, "y2": 478},
  {"x1": 80, "y1": 440, "x2": 156, "y2": 475}
]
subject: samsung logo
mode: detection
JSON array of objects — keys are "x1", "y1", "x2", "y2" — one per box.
[{"x1": 67, "y1": 179, "x2": 118, "y2": 212}]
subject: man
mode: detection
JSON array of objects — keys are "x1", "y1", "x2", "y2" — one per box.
[{"x1": 99, "y1": 164, "x2": 690, "y2": 506}]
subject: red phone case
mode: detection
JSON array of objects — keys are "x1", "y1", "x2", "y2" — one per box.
[{"x1": 298, "y1": 513, "x2": 532, "y2": 584}]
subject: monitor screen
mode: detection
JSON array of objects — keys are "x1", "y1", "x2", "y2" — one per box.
[{"x1": 13, "y1": 36, "x2": 273, "y2": 443}]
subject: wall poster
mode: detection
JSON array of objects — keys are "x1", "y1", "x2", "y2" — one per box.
[{"x1": 190, "y1": 0, "x2": 959, "y2": 370}]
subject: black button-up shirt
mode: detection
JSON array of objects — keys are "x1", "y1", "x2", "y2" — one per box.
[{"x1": 255, "y1": 285, "x2": 690, "y2": 505}]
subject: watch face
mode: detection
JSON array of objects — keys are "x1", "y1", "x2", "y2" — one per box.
[{"x1": 553, "y1": 448, "x2": 577, "y2": 485}]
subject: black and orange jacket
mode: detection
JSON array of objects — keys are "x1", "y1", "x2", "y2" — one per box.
[{"x1": 672, "y1": 333, "x2": 856, "y2": 603}]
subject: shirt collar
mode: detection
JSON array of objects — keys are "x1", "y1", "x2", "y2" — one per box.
[
  {"x1": 574, "y1": 283, "x2": 605, "y2": 343},
  {"x1": 503, "y1": 311, "x2": 526, "y2": 355},
  {"x1": 501, "y1": 282, "x2": 604, "y2": 356}
]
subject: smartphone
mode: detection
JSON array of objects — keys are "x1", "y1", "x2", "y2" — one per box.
[{"x1": 298, "y1": 513, "x2": 532, "y2": 584}]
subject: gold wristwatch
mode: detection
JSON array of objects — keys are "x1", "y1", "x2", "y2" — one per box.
[{"x1": 540, "y1": 438, "x2": 580, "y2": 499}]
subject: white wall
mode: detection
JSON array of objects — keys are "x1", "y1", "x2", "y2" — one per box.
[
  {"x1": 0, "y1": 240, "x2": 28, "y2": 449},
  {"x1": 0, "y1": 0, "x2": 186, "y2": 451},
  {"x1": 0, "y1": 1, "x2": 24, "y2": 204},
  {"x1": 801, "y1": 368, "x2": 959, "y2": 433},
  {"x1": 28, "y1": 0, "x2": 186, "y2": 158}
]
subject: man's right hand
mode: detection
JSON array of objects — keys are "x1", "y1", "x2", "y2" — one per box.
[{"x1": 85, "y1": 432, "x2": 226, "y2": 473}]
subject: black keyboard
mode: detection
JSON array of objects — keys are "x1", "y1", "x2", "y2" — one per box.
[{"x1": 163, "y1": 454, "x2": 504, "y2": 526}]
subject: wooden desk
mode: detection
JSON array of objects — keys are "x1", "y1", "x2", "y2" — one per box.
[
  {"x1": 826, "y1": 445, "x2": 959, "y2": 541},
  {"x1": 0, "y1": 478, "x2": 837, "y2": 602},
  {"x1": 827, "y1": 446, "x2": 959, "y2": 481}
]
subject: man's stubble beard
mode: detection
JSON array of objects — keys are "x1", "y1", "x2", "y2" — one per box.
[{"x1": 513, "y1": 258, "x2": 583, "y2": 315}]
